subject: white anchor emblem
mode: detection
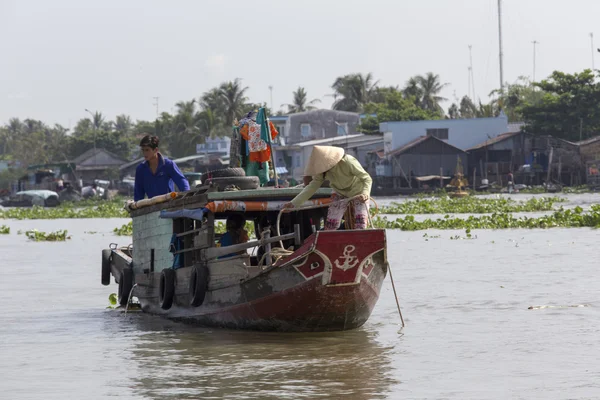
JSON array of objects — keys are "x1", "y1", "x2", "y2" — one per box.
[{"x1": 334, "y1": 245, "x2": 359, "y2": 271}]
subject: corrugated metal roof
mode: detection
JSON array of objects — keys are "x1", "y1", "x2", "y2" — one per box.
[
  {"x1": 576, "y1": 135, "x2": 600, "y2": 146},
  {"x1": 386, "y1": 135, "x2": 466, "y2": 157},
  {"x1": 466, "y1": 131, "x2": 523, "y2": 151}
]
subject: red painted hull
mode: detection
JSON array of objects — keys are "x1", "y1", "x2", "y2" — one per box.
[{"x1": 133, "y1": 229, "x2": 388, "y2": 332}]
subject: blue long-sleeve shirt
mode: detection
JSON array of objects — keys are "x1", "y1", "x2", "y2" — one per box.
[{"x1": 134, "y1": 154, "x2": 190, "y2": 201}]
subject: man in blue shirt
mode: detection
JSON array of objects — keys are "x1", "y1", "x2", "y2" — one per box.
[{"x1": 134, "y1": 135, "x2": 190, "y2": 201}]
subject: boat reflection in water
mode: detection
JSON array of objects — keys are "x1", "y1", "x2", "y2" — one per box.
[{"x1": 119, "y1": 314, "x2": 398, "y2": 399}]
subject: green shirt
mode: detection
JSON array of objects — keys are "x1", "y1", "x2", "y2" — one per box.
[{"x1": 290, "y1": 154, "x2": 373, "y2": 207}]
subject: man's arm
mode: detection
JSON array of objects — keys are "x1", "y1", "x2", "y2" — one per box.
[
  {"x1": 133, "y1": 166, "x2": 145, "y2": 201},
  {"x1": 169, "y1": 161, "x2": 190, "y2": 192}
]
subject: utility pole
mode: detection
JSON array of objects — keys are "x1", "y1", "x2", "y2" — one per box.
[
  {"x1": 268, "y1": 86, "x2": 273, "y2": 111},
  {"x1": 532, "y1": 40, "x2": 539, "y2": 83},
  {"x1": 468, "y1": 45, "x2": 476, "y2": 101},
  {"x1": 84, "y1": 108, "x2": 97, "y2": 167},
  {"x1": 590, "y1": 33, "x2": 596, "y2": 71},
  {"x1": 497, "y1": 0, "x2": 505, "y2": 93},
  {"x1": 467, "y1": 67, "x2": 472, "y2": 101},
  {"x1": 152, "y1": 97, "x2": 160, "y2": 119}
]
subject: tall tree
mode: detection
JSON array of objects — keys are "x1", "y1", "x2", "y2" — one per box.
[
  {"x1": 219, "y1": 78, "x2": 249, "y2": 127},
  {"x1": 283, "y1": 87, "x2": 321, "y2": 113},
  {"x1": 331, "y1": 73, "x2": 379, "y2": 112},
  {"x1": 489, "y1": 76, "x2": 544, "y2": 122},
  {"x1": 521, "y1": 69, "x2": 600, "y2": 141},
  {"x1": 416, "y1": 72, "x2": 448, "y2": 115},
  {"x1": 358, "y1": 90, "x2": 441, "y2": 134},
  {"x1": 402, "y1": 77, "x2": 423, "y2": 105}
]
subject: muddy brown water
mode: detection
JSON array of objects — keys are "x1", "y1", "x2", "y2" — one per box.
[{"x1": 1, "y1": 194, "x2": 599, "y2": 399}]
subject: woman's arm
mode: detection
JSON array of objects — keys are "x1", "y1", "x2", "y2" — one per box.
[{"x1": 289, "y1": 174, "x2": 325, "y2": 207}]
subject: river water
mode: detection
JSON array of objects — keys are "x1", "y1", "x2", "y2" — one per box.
[{"x1": 1, "y1": 195, "x2": 600, "y2": 399}]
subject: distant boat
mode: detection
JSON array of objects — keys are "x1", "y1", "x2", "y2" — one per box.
[{"x1": 0, "y1": 190, "x2": 60, "y2": 207}]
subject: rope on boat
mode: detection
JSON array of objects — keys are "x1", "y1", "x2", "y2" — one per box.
[{"x1": 387, "y1": 264, "x2": 405, "y2": 327}]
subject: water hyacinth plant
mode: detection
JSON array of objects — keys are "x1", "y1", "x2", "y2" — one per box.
[
  {"x1": 375, "y1": 196, "x2": 565, "y2": 215},
  {"x1": 372, "y1": 205, "x2": 600, "y2": 231},
  {"x1": 0, "y1": 202, "x2": 128, "y2": 220},
  {"x1": 0, "y1": 225, "x2": 9, "y2": 234},
  {"x1": 25, "y1": 229, "x2": 71, "y2": 241}
]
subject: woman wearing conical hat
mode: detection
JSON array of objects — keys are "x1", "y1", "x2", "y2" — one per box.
[{"x1": 284, "y1": 145, "x2": 372, "y2": 230}]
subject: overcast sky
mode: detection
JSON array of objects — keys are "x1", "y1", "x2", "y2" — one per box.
[{"x1": 1, "y1": 0, "x2": 599, "y2": 128}]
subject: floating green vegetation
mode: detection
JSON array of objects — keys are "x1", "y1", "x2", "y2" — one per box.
[
  {"x1": 107, "y1": 293, "x2": 118, "y2": 309},
  {"x1": 114, "y1": 221, "x2": 133, "y2": 236},
  {"x1": 376, "y1": 196, "x2": 565, "y2": 215},
  {"x1": 25, "y1": 229, "x2": 71, "y2": 241},
  {"x1": 0, "y1": 202, "x2": 128, "y2": 220},
  {"x1": 0, "y1": 225, "x2": 9, "y2": 234},
  {"x1": 372, "y1": 205, "x2": 600, "y2": 231}
]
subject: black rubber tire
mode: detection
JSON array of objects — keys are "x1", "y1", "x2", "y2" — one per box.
[
  {"x1": 204, "y1": 176, "x2": 260, "y2": 191},
  {"x1": 118, "y1": 268, "x2": 133, "y2": 306},
  {"x1": 44, "y1": 196, "x2": 60, "y2": 207},
  {"x1": 159, "y1": 269, "x2": 176, "y2": 310},
  {"x1": 201, "y1": 167, "x2": 246, "y2": 182},
  {"x1": 189, "y1": 265, "x2": 209, "y2": 307},
  {"x1": 101, "y1": 249, "x2": 112, "y2": 286}
]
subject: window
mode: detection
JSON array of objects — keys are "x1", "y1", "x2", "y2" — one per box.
[
  {"x1": 301, "y1": 124, "x2": 311, "y2": 138},
  {"x1": 426, "y1": 128, "x2": 449, "y2": 140},
  {"x1": 336, "y1": 123, "x2": 348, "y2": 136},
  {"x1": 295, "y1": 153, "x2": 301, "y2": 168},
  {"x1": 278, "y1": 125, "x2": 285, "y2": 137}
]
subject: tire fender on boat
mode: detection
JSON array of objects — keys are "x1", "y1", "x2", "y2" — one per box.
[
  {"x1": 189, "y1": 265, "x2": 209, "y2": 307},
  {"x1": 159, "y1": 269, "x2": 176, "y2": 310},
  {"x1": 118, "y1": 268, "x2": 133, "y2": 306},
  {"x1": 101, "y1": 249, "x2": 112, "y2": 286}
]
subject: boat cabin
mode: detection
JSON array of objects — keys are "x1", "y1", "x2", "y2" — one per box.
[{"x1": 127, "y1": 186, "x2": 334, "y2": 276}]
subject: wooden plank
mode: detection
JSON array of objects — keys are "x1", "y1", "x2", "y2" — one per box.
[
  {"x1": 206, "y1": 187, "x2": 333, "y2": 201},
  {"x1": 130, "y1": 192, "x2": 210, "y2": 218}
]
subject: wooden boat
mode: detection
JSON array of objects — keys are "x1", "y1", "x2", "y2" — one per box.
[{"x1": 102, "y1": 185, "x2": 389, "y2": 332}]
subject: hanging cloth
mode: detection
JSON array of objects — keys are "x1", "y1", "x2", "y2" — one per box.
[{"x1": 239, "y1": 112, "x2": 278, "y2": 163}]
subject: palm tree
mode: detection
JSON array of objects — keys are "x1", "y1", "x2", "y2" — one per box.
[
  {"x1": 416, "y1": 73, "x2": 448, "y2": 114},
  {"x1": 402, "y1": 77, "x2": 423, "y2": 104},
  {"x1": 200, "y1": 88, "x2": 225, "y2": 116},
  {"x1": 218, "y1": 78, "x2": 249, "y2": 127},
  {"x1": 331, "y1": 73, "x2": 379, "y2": 112},
  {"x1": 90, "y1": 112, "x2": 105, "y2": 130},
  {"x1": 114, "y1": 115, "x2": 133, "y2": 136},
  {"x1": 459, "y1": 96, "x2": 478, "y2": 118},
  {"x1": 283, "y1": 87, "x2": 321, "y2": 113}
]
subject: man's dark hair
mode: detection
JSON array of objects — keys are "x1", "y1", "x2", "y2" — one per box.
[{"x1": 140, "y1": 135, "x2": 159, "y2": 149}]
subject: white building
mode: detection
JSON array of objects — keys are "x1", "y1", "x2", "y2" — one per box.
[
  {"x1": 196, "y1": 136, "x2": 231, "y2": 157},
  {"x1": 382, "y1": 112, "x2": 510, "y2": 153}
]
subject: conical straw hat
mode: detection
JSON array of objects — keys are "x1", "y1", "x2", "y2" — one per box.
[{"x1": 304, "y1": 145, "x2": 345, "y2": 176}]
